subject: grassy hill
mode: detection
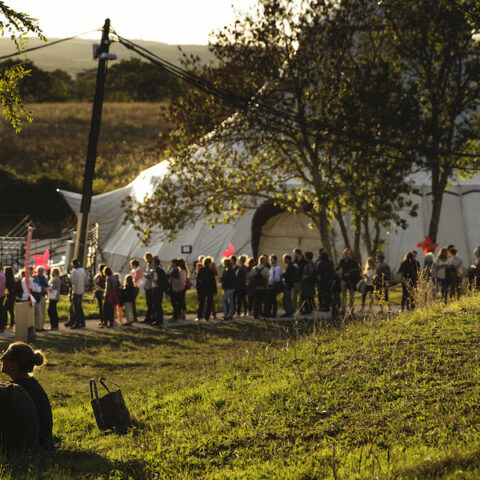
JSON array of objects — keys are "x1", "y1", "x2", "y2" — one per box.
[
  {"x1": 0, "y1": 102, "x2": 171, "y2": 235},
  {"x1": 0, "y1": 38, "x2": 214, "y2": 77},
  {"x1": 2, "y1": 294, "x2": 480, "y2": 478}
]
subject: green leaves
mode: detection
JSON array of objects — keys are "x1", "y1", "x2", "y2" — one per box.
[{"x1": 0, "y1": 3, "x2": 44, "y2": 130}]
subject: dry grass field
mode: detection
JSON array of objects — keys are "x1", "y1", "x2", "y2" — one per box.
[
  {"x1": 0, "y1": 102, "x2": 172, "y2": 194},
  {"x1": 0, "y1": 102, "x2": 172, "y2": 235}
]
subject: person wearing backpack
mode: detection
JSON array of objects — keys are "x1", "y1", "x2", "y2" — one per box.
[
  {"x1": 339, "y1": 248, "x2": 360, "y2": 316},
  {"x1": 301, "y1": 252, "x2": 317, "y2": 314},
  {"x1": 374, "y1": 254, "x2": 391, "y2": 313},
  {"x1": 252, "y1": 255, "x2": 269, "y2": 319},
  {"x1": 221, "y1": 258, "x2": 236, "y2": 320},
  {"x1": 281, "y1": 254, "x2": 297, "y2": 317},
  {"x1": 291, "y1": 249, "x2": 305, "y2": 314}
]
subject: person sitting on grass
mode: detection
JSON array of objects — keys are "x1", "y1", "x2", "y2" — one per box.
[{"x1": 1, "y1": 342, "x2": 52, "y2": 450}]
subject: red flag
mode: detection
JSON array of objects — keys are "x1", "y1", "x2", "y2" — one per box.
[
  {"x1": 32, "y1": 249, "x2": 51, "y2": 270},
  {"x1": 221, "y1": 242, "x2": 235, "y2": 257},
  {"x1": 415, "y1": 236, "x2": 438, "y2": 255}
]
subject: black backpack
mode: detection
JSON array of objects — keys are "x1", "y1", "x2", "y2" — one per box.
[
  {"x1": 59, "y1": 274, "x2": 72, "y2": 295},
  {"x1": 252, "y1": 266, "x2": 266, "y2": 287}
]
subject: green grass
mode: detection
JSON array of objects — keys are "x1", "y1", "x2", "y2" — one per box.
[{"x1": 1, "y1": 293, "x2": 479, "y2": 478}]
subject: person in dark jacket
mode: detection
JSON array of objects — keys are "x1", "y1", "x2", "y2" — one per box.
[
  {"x1": 252, "y1": 255, "x2": 269, "y2": 319},
  {"x1": 399, "y1": 252, "x2": 418, "y2": 311},
  {"x1": 291, "y1": 249, "x2": 306, "y2": 313},
  {"x1": 1, "y1": 342, "x2": 52, "y2": 450},
  {"x1": 221, "y1": 258, "x2": 236, "y2": 320},
  {"x1": 235, "y1": 255, "x2": 249, "y2": 316},
  {"x1": 4, "y1": 266, "x2": 16, "y2": 328},
  {"x1": 281, "y1": 254, "x2": 297, "y2": 317},
  {"x1": 121, "y1": 274, "x2": 136, "y2": 325},
  {"x1": 339, "y1": 248, "x2": 361, "y2": 316},
  {"x1": 196, "y1": 257, "x2": 217, "y2": 321},
  {"x1": 152, "y1": 256, "x2": 167, "y2": 325},
  {"x1": 103, "y1": 267, "x2": 120, "y2": 328},
  {"x1": 301, "y1": 252, "x2": 317, "y2": 314}
]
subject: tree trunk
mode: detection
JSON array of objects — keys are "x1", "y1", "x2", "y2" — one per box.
[
  {"x1": 317, "y1": 207, "x2": 332, "y2": 255},
  {"x1": 362, "y1": 214, "x2": 373, "y2": 257},
  {"x1": 353, "y1": 215, "x2": 362, "y2": 264},
  {"x1": 373, "y1": 223, "x2": 382, "y2": 256},
  {"x1": 334, "y1": 203, "x2": 352, "y2": 253},
  {"x1": 428, "y1": 168, "x2": 449, "y2": 243}
]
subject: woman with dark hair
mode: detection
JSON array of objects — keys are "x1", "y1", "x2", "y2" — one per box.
[
  {"x1": 3, "y1": 266, "x2": 16, "y2": 328},
  {"x1": 246, "y1": 257, "x2": 257, "y2": 316},
  {"x1": 47, "y1": 267, "x2": 61, "y2": 330},
  {"x1": 103, "y1": 267, "x2": 120, "y2": 328},
  {"x1": 167, "y1": 259, "x2": 185, "y2": 321},
  {"x1": 221, "y1": 258, "x2": 236, "y2": 320},
  {"x1": 177, "y1": 258, "x2": 190, "y2": 320},
  {"x1": 196, "y1": 257, "x2": 216, "y2": 321},
  {"x1": 399, "y1": 252, "x2": 418, "y2": 311},
  {"x1": 1, "y1": 342, "x2": 52, "y2": 449},
  {"x1": 94, "y1": 263, "x2": 106, "y2": 327}
]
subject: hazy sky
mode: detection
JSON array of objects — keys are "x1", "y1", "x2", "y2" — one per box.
[{"x1": 6, "y1": 0, "x2": 257, "y2": 44}]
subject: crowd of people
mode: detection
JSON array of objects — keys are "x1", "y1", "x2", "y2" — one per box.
[
  {"x1": 0, "y1": 244, "x2": 479, "y2": 331},
  {"x1": 66, "y1": 244, "x2": 480, "y2": 327}
]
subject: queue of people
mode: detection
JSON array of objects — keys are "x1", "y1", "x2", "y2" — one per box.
[{"x1": 1, "y1": 243, "x2": 479, "y2": 331}]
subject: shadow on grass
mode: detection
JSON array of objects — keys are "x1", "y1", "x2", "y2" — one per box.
[
  {"x1": 3, "y1": 448, "x2": 151, "y2": 479},
  {"x1": 0, "y1": 318, "x2": 322, "y2": 361},
  {"x1": 395, "y1": 449, "x2": 480, "y2": 479}
]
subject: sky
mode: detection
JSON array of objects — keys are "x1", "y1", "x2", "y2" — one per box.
[{"x1": 6, "y1": 0, "x2": 257, "y2": 44}]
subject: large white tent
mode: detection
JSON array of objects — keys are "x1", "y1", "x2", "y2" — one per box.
[{"x1": 60, "y1": 159, "x2": 480, "y2": 275}]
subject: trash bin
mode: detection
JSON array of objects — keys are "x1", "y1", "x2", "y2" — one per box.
[{"x1": 15, "y1": 301, "x2": 36, "y2": 343}]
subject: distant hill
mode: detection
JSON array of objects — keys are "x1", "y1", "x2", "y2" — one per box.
[{"x1": 0, "y1": 37, "x2": 214, "y2": 77}]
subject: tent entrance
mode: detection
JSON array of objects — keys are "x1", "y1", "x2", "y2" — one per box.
[{"x1": 252, "y1": 202, "x2": 322, "y2": 259}]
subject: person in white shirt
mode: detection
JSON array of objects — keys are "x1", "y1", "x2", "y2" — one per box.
[
  {"x1": 433, "y1": 247, "x2": 450, "y2": 304},
  {"x1": 70, "y1": 258, "x2": 86, "y2": 329},
  {"x1": 266, "y1": 255, "x2": 282, "y2": 318}
]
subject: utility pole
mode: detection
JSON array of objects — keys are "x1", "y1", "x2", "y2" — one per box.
[{"x1": 73, "y1": 18, "x2": 115, "y2": 267}]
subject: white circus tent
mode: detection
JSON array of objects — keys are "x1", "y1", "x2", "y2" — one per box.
[{"x1": 60, "y1": 155, "x2": 480, "y2": 275}]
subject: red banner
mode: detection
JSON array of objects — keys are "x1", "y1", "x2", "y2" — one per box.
[{"x1": 24, "y1": 226, "x2": 33, "y2": 294}]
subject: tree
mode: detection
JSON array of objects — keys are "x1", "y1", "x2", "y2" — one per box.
[
  {"x1": 124, "y1": 0, "x2": 418, "y2": 257},
  {"x1": 0, "y1": 3, "x2": 44, "y2": 130},
  {"x1": 382, "y1": 0, "x2": 480, "y2": 242}
]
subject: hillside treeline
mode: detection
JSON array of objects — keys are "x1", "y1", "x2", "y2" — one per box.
[{"x1": 0, "y1": 58, "x2": 181, "y2": 102}]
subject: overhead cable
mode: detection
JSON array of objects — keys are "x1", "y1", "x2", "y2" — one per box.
[{"x1": 0, "y1": 30, "x2": 100, "y2": 61}]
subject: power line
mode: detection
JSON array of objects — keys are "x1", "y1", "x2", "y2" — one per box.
[
  {"x1": 0, "y1": 30, "x2": 100, "y2": 61},
  {"x1": 113, "y1": 32, "x2": 480, "y2": 162}
]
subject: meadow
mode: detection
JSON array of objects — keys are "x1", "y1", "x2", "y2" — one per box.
[
  {"x1": 0, "y1": 291, "x2": 479, "y2": 478},
  {"x1": 0, "y1": 102, "x2": 171, "y2": 236}
]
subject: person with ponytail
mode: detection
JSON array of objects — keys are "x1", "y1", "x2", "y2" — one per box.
[{"x1": 1, "y1": 342, "x2": 53, "y2": 449}]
